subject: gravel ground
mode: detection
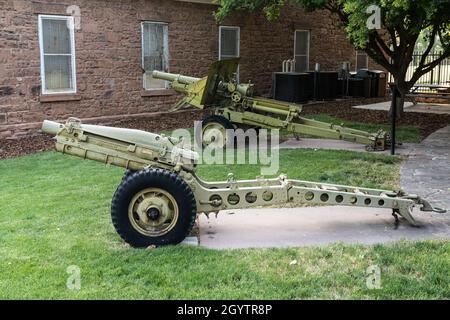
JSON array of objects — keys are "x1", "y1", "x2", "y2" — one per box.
[{"x1": 1, "y1": 98, "x2": 449, "y2": 160}]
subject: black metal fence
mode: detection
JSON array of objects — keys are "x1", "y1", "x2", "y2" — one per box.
[{"x1": 388, "y1": 51, "x2": 450, "y2": 90}]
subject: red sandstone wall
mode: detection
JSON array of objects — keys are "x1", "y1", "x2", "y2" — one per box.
[{"x1": 0, "y1": 0, "x2": 362, "y2": 139}]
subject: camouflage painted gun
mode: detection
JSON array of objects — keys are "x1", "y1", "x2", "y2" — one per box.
[
  {"x1": 152, "y1": 59, "x2": 389, "y2": 151},
  {"x1": 42, "y1": 118, "x2": 445, "y2": 247}
]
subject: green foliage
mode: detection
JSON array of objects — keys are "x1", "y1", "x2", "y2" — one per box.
[
  {"x1": 341, "y1": 0, "x2": 450, "y2": 50},
  {"x1": 216, "y1": 0, "x2": 450, "y2": 49},
  {"x1": 215, "y1": 0, "x2": 282, "y2": 22},
  {"x1": 216, "y1": 0, "x2": 450, "y2": 93}
]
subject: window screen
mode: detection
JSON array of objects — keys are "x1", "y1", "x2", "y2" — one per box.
[
  {"x1": 220, "y1": 27, "x2": 239, "y2": 59},
  {"x1": 142, "y1": 22, "x2": 169, "y2": 90},
  {"x1": 294, "y1": 30, "x2": 310, "y2": 72},
  {"x1": 219, "y1": 26, "x2": 240, "y2": 80},
  {"x1": 356, "y1": 51, "x2": 369, "y2": 71},
  {"x1": 39, "y1": 16, "x2": 76, "y2": 94}
]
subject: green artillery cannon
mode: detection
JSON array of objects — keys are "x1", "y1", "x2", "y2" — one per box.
[
  {"x1": 42, "y1": 118, "x2": 444, "y2": 247},
  {"x1": 152, "y1": 59, "x2": 389, "y2": 151}
]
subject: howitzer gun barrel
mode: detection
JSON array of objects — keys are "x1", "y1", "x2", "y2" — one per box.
[
  {"x1": 41, "y1": 119, "x2": 199, "y2": 172},
  {"x1": 152, "y1": 71, "x2": 200, "y2": 85}
]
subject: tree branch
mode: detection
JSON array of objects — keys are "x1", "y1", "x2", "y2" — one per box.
[
  {"x1": 366, "y1": 37, "x2": 396, "y2": 74},
  {"x1": 387, "y1": 27, "x2": 398, "y2": 49},
  {"x1": 373, "y1": 30, "x2": 394, "y2": 59},
  {"x1": 396, "y1": 32, "x2": 419, "y2": 78},
  {"x1": 416, "y1": 26, "x2": 438, "y2": 71},
  {"x1": 321, "y1": 0, "x2": 348, "y2": 25},
  {"x1": 408, "y1": 49, "x2": 450, "y2": 86}
]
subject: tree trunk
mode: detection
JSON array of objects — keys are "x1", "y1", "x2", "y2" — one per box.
[
  {"x1": 389, "y1": 79, "x2": 407, "y2": 118},
  {"x1": 395, "y1": 90, "x2": 406, "y2": 118}
]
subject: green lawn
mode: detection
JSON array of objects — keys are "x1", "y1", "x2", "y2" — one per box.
[
  {"x1": 196, "y1": 148, "x2": 401, "y2": 190},
  {"x1": 299, "y1": 114, "x2": 421, "y2": 143},
  {"x1": 0, "y1": 150, "x2": 448, "y2": 299}
]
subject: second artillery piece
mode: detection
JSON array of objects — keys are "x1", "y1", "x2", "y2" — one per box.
[{"x1": 152, "y1": 59, "x2": 389, "y2": 151}]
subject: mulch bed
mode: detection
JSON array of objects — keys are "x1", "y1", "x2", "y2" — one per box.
[
  {"x1": 0, "y1": 110, "x2": 207, "y2": 160},
  {"x1": 1, "y1": 99, "x2": 449, "y2": 160},
  {"x1": 0, "y1": 135, "x2": 55, "y2": 160}
]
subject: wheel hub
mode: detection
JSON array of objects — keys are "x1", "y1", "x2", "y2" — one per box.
[
  {"x1": 202, "y1": 122, "x2": 227, "y2": 148},
  {"x1": 128, "y1": 188, "x2": 179, "y2": 237},
  {"x1": 146, "y1": 207, "x2": 161, "y2": 221}
]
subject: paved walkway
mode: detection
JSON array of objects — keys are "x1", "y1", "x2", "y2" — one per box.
[
  {"x1": 353, "y1": 101, "x2": 450, "y2": 115},
  {"x1": 279, "y1": 138, "x2": 416, "y2": 155},
  {"x1": 401, "y1": 125, "x2": 450, "y2": 210},
  {"x1": 199, "y1": 207, "x2": 450, "y2": 249}
]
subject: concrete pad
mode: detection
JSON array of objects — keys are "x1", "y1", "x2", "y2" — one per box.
[
  {"x1": 353, "y1": 101, "x2": 450, "y2": 115},
  {"x1": 199, "y1": 206, "x2": 450, "y2": 249},
  {"x1": 280, "y1": 138, "x2": 415, "y2": 155},
  {"x1": 401, "y1": 125, "x2": 450, "y2": 210},
  {"x1": 182, "y1": 236, "x2": 200, "y2": 246},
  {"x1": 353, "y1": 101, "x2": 414, "y2": 111}
]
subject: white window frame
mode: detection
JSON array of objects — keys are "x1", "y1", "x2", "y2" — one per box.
[
  {"x1": 294, "y1": 29, "x2": 310, "y2": 72},
  {"x1": 356, "y1": 50, "x2": 369, "y2": 71},
  {"x1": 219, "y1": 26, "x2": 240, "y2": 60},
  {"x1": 141, "y1": 21, "x2": 169, "y2": 91},
  {"x1": 219, "y1": 26, "x2": 240, "y2": 81},
  {"x1": 38, "y1": 15, "x2": 77, "y2": 95}
]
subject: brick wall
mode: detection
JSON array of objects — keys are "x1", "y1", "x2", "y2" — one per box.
[{"x1": 0, "y1": 0, "x2": 364, "y2": 139}]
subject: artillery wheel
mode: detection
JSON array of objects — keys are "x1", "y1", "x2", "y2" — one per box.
[
  {"x1": 196, "y1": 115, "x2": 234, "y2": 149},
  {"x1": 385, "y1": 133, "x2": 392, "y2": 146},
  {"x1": 111, "y1": 168, "x2": 197, "y2": 247},
  {"x1": 122, "y1": 169, "x2": 136, "y2": 181}
]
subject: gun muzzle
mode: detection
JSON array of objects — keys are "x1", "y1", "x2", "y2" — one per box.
[{"x1": 42, "y1": 120, "x2": 64, "y2": 135}]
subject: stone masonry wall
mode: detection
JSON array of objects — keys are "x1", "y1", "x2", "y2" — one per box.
[{"x1": 0, "y1": 0, "x2": 367, "y2": 139}]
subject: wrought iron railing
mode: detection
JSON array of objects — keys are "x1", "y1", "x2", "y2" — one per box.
[{"x1": 388, "y1": 51, "x2": 450, "y2": 92}]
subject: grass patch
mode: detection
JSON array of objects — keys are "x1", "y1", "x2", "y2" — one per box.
[
  {"x1": 197, "y1": 148, "x2": 401, "y2": 190},
  {"x1": 0, "y1": 151, "x2": 447, "y2": 299},
  {"x1": 294, "y1": 114, "x2": 421, "y2": 143}
]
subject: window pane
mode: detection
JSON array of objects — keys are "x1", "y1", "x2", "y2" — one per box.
[
  {"x1": 42, "y1": 18, "x2": 71, "y2": 54},
  {"x1": 44, "y1": 55, "x2": 73, "y2": 91},
  {"x1": 142, "y1": 23, "x2": 168, "y2": 90},
  {"x1": 144, "y1": 73, "x2": 166, "y2": 90},
  {"x1": 143, "y1": 23, "x2": 167, "y2": 71},
  {"x1": 143, "y1": 55, "x2": 163, "y2": 73},
  {"x1": 295, "y1": 56, "x2": 308, "y2": 72},
  {"x1": 295, "y1": 31, "x2": 308, "y2": 55},
  {"x1": 220, "y1": 28, "x2": 238, "y2": 57},
  {"x1": 356, "y1": 51, "x2": 368, "y2": 70}
]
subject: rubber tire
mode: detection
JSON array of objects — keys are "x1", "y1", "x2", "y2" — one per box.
[
  {"x1": 195, "y1": 115, "x2": 235, "y2": 148},
  {"x1": 122, "y1": 169, "x2": 136, "y2": 181},
  {"x1": 111, "y1": 168, "x2": 197, "y2": 247}
]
